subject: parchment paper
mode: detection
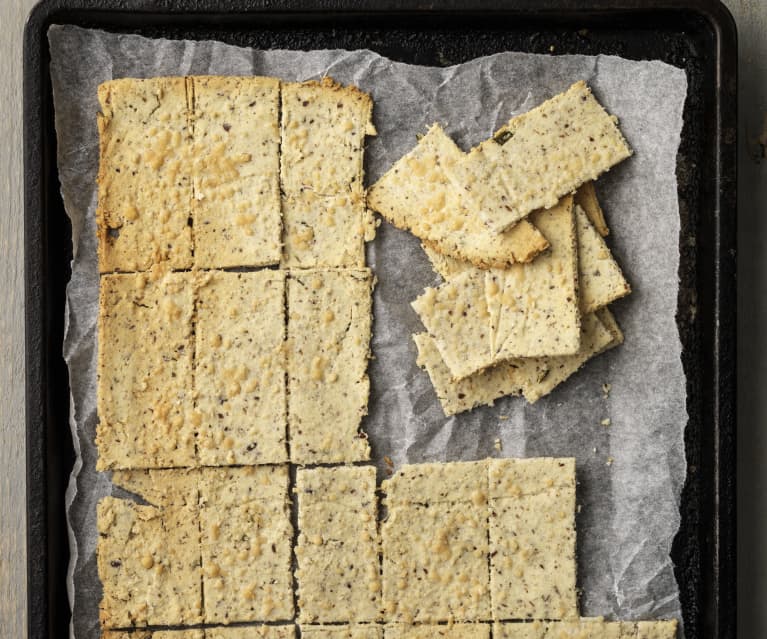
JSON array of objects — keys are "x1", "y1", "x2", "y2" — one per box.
[{"x1": 48, "y1": 25, "x2": 689, "y2": 639}]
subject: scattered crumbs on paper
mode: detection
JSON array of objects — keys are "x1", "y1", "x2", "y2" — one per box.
[
  {"x1": 602, "y1": 383, "x2": 612, "y2": 398},
  {"x1": 606, "y1": 456, "x2": 615, "y2": 467},
  {"x1": 493, "y1": 438, "x2": 502, "y2": 451},
  {"x1": 601, "y1": 418, "x2": 612, "y2": 427}
]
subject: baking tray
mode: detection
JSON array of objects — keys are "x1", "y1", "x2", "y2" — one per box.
[{"x1": 22, "y1": 1, "x2": 737, "y2": 638}]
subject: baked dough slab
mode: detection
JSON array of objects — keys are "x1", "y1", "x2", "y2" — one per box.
[
  {"x1": 96, "y1": 77, "x2": 193, "y2": 272},
  {"x1": 191, "y1": 76, "x2": 282, "y2": 268},
  {"x1": 301, "y1": 626, "x2": 383, "y2": 639},
  {"x1": 195, "y1": 270, "x2": 288, "y2": 466},
  {"x1": 488, "y1": 458, "x2": 578, "y2": 621},
  {"x1": 296, "y1": 466, "x2": 380, "y2": 623},
  {"x1": 96, "y1": 271, "x2": 195, "y2": 470},
  {"x1": 447, "y1": 81, "x2": 632, "y2": 233},
  {"x1": 97, "y1": 496, "x2": 202, "y2": 628},
  {"x1": 384, "y1": 624, "x2": 490, "y2": 639},
  {"x1": 280, "y1": 78, "x2": 375, "y2": 196},
  {"x1": 575, "y1": 181, "x2": 610, "y2": 237},
  {"x1": 281, "y1": 190, "x2": 375, "y2": 268},
  {"x1": 287, "y1": 269, "x2": 373, "y2": 464},
  {"x1": 199, "y1": 466, "x2": 294, "y2": 624},
  {"x1": 367, "y1": 125, "x2": 548, "y2": 268},
  {"x1": 381, "y1": 461, "x2": 491, "y2": 622}
]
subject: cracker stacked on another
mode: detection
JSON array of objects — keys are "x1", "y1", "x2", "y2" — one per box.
[{"x1": 368, "y1": 81, "x2": 632, "y2": 415}]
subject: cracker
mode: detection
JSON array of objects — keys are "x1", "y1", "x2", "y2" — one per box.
[
  {"x1": 447, "y1": 81, "x2": 632, "y2": 233},
  {"x1": 301, "y1": 626, "x2": 383, "y2": 639},
  {"x1": 102, "y1": 632, "x2": 204, "y2": 639},
  {"x1": 206, "y1": 627, "x2": 297, "y2": 639},
  {"x1": 281, "y1": 190, "x2": 375, "y2": 268},
  {"x1": 636, "y1": 621, "x2": 678, "y2": 639},
  {"x1": 421, "y1": 242, "x2": 473, "y2": 280},
  {"x1": 111, "y1": 468, "x2": 199, "y2": 508},
  {"x1": 492, "y1": 621, "x2": 545, "y2": 639},
  {"x1": 382, "y1": 461, "x2": 490, "y2": 622},
  {"x1": 384, "y1": 624, "x2": 490, "y2": 639},
  {"x1": 367, "y1": 125, "x2": 548, "y2": 268},
  {"x1": 296, "y1": 466, "x2": 380, "y2": 623},
  {"x1": 575, "y1": 181, "x2": 610, "y2": 237},
  {"x1": 96, "y1": 271, "x2": 195, "y2": 470},
  {"x1": 198, "y1": 466, "x2": 294, "y2": 624},
  {"x1": 191, "y1": 76, "x2": 282, "y2": 268},
  {"x1": 195, "y1": 270, "x2": 288, "y2": 466},
  {"x1": 488, "y1": 458, "x2": 578, "y2": 620},
  {"x1": 97, "y1": 496, "x2": 202, "y2": 628},
  {"x1": 287, "y1": 269, "x2": 373, "y2": 463},
  {"x1": 413, "y1": 332, "x2": 523, "y2": 416},
  {"x1": 280, "y1": 78, "x2": 375, "y2": 196},
  {"x1": 96, "y1": 77, "x2": 193, "y2": 272},
  {"x1": 575, "y1": 205, "x2": 630, "y2": 314},
  {"x1": 495, "y1": 621, "x2": 631, "y2": 639}
]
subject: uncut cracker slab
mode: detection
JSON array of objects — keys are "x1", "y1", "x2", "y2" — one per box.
[
  {"x1": 301, "y1": 626, "x2": 383, "y2": 639},
  {"x1": 488, "y1": 458, "x2": 578, "y2": 620},
  {"x1": 281, "y1": 189, "x2": 375, "y2": 268},
  {"x1": 447, "y1": 81, "x2": 632, "y2": 234},
  {"x1": 367, "y1": 124, "x2": 548, "y2": 268},
  {"x1": 296, "y1": 466, "x2": 380, "y2": 623},
  {"x1": 575, "y1": 205, "x2": 630, "y2": 314},
  {"x1": 287, "y1": 269, "x2": 373, "y2": 464},
  {"x1": 280, "y1": 78, "x2": 376, "y2": 196},
  {"x1": 381, "y1": 461, "x2": 491, "y2": 622},
  {"x1": 97, "y1": 496, "x2": 202, "y2": 628},
  {"x1": 575, "y1": 181, "x2": 610, "y2": 237},
  {"x1": 191, "y1": 76, "x2": 282, "y2": 268},
  {"x1": 195, "y1": 270, "x2": 288, "y2": 466},
  {"x1": 96, "y1": 77, "x2": 192, "y2": 273},
  {"x1": 206, "y1": 627, "x2": 297, "y2": 639},
  {"x1": 384, "y1": 624, "x2": 490, "y2": 639},
  {"x1": 96, "y1": 271, "x2": 195, "y2": 470},
  {"x1": 198, "y1": 466, "x2": 293, "y2": 624}
]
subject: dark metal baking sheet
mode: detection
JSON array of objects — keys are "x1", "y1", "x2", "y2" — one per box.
[{"x1": 23, "y1": 1, "x2": 737, "y2": 638}]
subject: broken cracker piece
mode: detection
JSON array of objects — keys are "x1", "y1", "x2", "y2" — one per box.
[{"x1": 575, "y1": 181, "x2": 610, "y2": 237}]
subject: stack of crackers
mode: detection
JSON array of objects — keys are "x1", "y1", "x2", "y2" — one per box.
[
  {"x1": 368, "y1": 81, "x2": 632, "y2": 415},
  {"x1": 93, "y1": 75, "x2": 674, "y2": 639}
]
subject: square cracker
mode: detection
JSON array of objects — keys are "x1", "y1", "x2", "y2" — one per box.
[
  {"x1": 296, "y1": 466, "x2": 380, "y2": 622},
  {"x1": 367, "y1": 125, "x2": 548, "y2": 268},
  {"x1": 287, "y1": 269, "x2": 373, "y2": 464},
  {"x1": 575, "y1": 181, "x2": 610, "y2": 237},
  {"x1": 96, "y1": 271, "x2": 195, "y2": 470},
  {"x1": 206, "y1": 627, "x2": 297, "y2": 639},
  {"x1": 381, "y1": 461, "x2": 490, "y2": 622},
  {"x1": 198, "y1": 466, "x2": 293, "y2": 624},
  {"x1": 96, "y1": 77, "x2": 193, "y2": 273},
  {"x1": 384, "y1": 624, "x2": 490, "y2": 639},
  {"x1": 97, "y1": 496, "x2": 202, "y2": 628},
  {"x1": 280, "y1": 78, "x2": 376, "y2": 196},
  {"x1": 488, "y1": 458, "x2": 578, "y2": 621},
  {"x1": 191, "y1": 76, "x2": 282, "y2": 268},
  {"x1": 195, "y1": 270, "x2": 288, "y2": 466},
  {"x1": 301, "y1": 627, "x2": 383, "y2": 639},
  {"x1": 447, "y1": 81, "x2": 632, "y2": 233},
  {"x1": 281, "y1": 189, "x2": 375, "y2": 268}
]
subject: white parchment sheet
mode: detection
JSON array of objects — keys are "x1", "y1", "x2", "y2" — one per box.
[{"x1": 48, "y1": 25, "x2": 688, "y2": 639}]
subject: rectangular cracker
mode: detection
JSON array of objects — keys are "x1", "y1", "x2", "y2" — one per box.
[
  {"x1": 488, "y1": 458, "x2": 578, "y2": 620},
  {"x1": 382, "y1": 461, "x2": 490, "y2": 622},
  {"x1": 191, "y1": 76, "x2": 282, "y2": 268},
  {"x1": 296, "y1": 466, "x2": 380, "y2": 623},
  {"x1": 495, "y1": 620, "x2": 628, "y2": 639},
  {"x1": 287, "y1": 269, "x2": 373, "y2": 463},
  {"x1": 97, "y1": 496, "x2": 202, "y2": 628},
  {"x1": 575, "y1": 205, "x2": 630, "y2": 314},
  {"x1": 367, "y1": 125, "x2": 548, "y2": 268},
  {"x1": 575, "y1": 181, "x2": 610, "y2": 237},
  {"x1": 280, "y1": 78, "x2": 375, "y2": 196},
  {"x1": 199, "y1": 466, "x2": 293, "y2": 624},
  {"x1": 301, "y1": 626, "x2": 383, "y2": 639},
  {"x1": 96, "y1": 271, "x2": 195, "y2": 470},
  {"x1": 103, "y1": 632, "x2": 204, "y2": 639},
  {"x1": 413, "y1": 332, "x2": 523, "y2": 416},
  {"x1": 195, "y1": 270, "x2": 288, "y2": 466},
  {"x1": 281, "y1": 189, "x2": 375, "y2": 268},
  {"x1": 447, "y1": 81, "x2": 632, "y2": 233},
  {"x1": 96, "y1": 77, "x2": 192, "y2": 272},
  {"x1": 384, "y1": 624, "x2": 490, "y2": 639},
  {"x1": 206, "y1": 627, "x2": 297, "y2": 639}
]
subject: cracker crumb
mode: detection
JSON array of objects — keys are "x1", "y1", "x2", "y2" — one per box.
[
  {"x1": 606, "y1": 456, "x2": 614, "y2": 466},
  {"x1": 602, "y1": 382, "x2": 612, "y2": 397},
  {"x1": 601, "y1": 418, "x2": 611, "y2": 427},
  {"x1": 493, "y1": 438, "x2": 502, "y2": 451}
]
